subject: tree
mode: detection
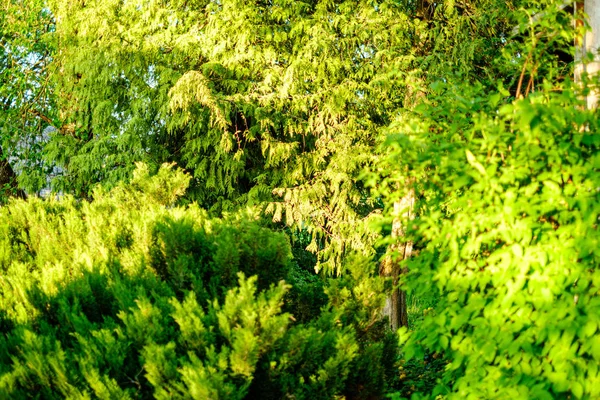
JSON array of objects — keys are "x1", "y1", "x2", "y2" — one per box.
[
  {"x1": 33, "y1": 1, "x2": 521, "y2": 337},
  {"x1": 0, "y1": 0, "x2": 55, "y2": 199},
  {"x1": 41, "y1": 0, "x2": 422, "y2": 279},
  {"x1": 0, "y1": 163, "x2": 397, "y2": 399},
  {"x1": 40, "y1": 0, "x2": 518, "y2": 272},
  {"x1": 4, "y1": 0, "x2": 531, "y2": 336}
]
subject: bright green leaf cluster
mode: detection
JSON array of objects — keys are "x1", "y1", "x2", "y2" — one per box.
[{"x1": 377, "y1": 76, "x2": 600, "y2": 398}]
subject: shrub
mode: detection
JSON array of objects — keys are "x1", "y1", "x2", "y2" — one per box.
[
  {"x1": 377, "y1": 79, "x2": 600, "y2": 398},
  {"x1": 0, "y1": 164, "x2": 398, "y2": 399}
]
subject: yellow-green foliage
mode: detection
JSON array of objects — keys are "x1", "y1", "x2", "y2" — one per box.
[
  {"x1": 0, "y1": 163, "x2": 397, "y2": 399},
  {"x1": 39, "y1": 0, "x2": 518, "y2": 273},
  {"x1": 369, "y1": 6, "x2": 598, "y2": 397},
  {"x1": 0, "y1": 164, "x2": 293, "y2": 398}
]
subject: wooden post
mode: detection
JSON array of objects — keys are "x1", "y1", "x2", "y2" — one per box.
[
  {"x1": 381, "y1": 186, "x2": 414, "y2": 331},
  {"x1": 575, "y1": 0, "x2": 600, "y2": 109}
]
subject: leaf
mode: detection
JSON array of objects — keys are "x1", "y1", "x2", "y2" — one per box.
[
  {"x1": 581, "y1": 320, "x2": 597, "y2": 338},
  {"x1": 571, "y1": 381, "x2": 584, "y2": 398},
  {"x1": 543, "y1": 180, "x2": 561, "y2": 194},
  {"x1": 440, "y1": 335, "x2": 449, "y2": 349},
  {"x1": 465, "y1": 150, "x2": 487, "y2": 176}
]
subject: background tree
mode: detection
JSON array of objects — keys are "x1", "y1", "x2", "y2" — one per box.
[
  {"x1": 576, "y1": 0, "x2": 600, "y2": 108},
  {"x1": 41, "y1": 0, "x2": 519, "y2": 274},
  {"x1": 0, "y1": 0, "x2": 55, "y2": 199}
]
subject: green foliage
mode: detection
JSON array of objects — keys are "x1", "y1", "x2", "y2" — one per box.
[
  {"x1": 391, "y1": 352, "x2": 447, "y2": 400},
  {"x1": 284, "y1": 263, "x2": 328, "y2": 324},
  {"x1": 0, "y1": 164, "x2": 398, "y2": 398},
  {"x1": 375, "y1": 66, "x2": 600, "y2": 400},
  {"x1": 33, "y1": 0, "x2": 519, "y2": 271},
  {"x1": 366, "y1": 4, "x2": 597, "y2": 397},
  {"x1": 250, "y1": 255, "x2": 398, "y2": 400},
  {"x1": 0, "y1": 0, "x2": 56, "y2": 195},
  {"x1": 283, "y1": 228, "x2": 327, "y2": 323},
  {"x1": 0, "y1": 164, "x2": 294, "y2": 398},
  {"x1": 5, "y1": 1, "x2": 591, "y2": 398}
]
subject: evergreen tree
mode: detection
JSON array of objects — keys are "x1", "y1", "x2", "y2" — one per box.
[{"x1": 42, "y1": 0, "x2": 518, "y2": 271}]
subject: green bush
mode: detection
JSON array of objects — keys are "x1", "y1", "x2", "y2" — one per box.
[
  {"x1": 0, "y1": 164, "x2": 398, "y2": 399},
  {"x1": 377, "y1": 78, "x2": 600, "y2": 399}
]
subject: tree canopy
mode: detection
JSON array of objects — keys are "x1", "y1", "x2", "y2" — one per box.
[{"x1": 4, "y1": 0, "x2": 522, "y2": 270}]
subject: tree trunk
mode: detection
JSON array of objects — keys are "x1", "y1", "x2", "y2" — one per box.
[
  {"x1": 575, "y1": 0, "x2": 600, "y2": 109},
  {"x1": 381, "y1": 186, "x2": 415, "y2": 331},
  {"x1": 0, "y1": 146, "x2": 26, "y2": 200}
]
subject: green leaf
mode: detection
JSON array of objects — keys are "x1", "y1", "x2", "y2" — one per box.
[
  {"x1": 440, "y1": 335, "x2": 449, "y2": 350},
  {"x1": 571, "y1": 381, "x2": 584, "y2": 398},
  {"x1": 465, "y1": 150, "x2": 487, "y2": 176}
]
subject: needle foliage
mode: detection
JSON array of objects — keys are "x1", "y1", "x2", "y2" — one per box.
[{"x1": 0, "y1": 164, "x2": 396, "y2": 399}]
